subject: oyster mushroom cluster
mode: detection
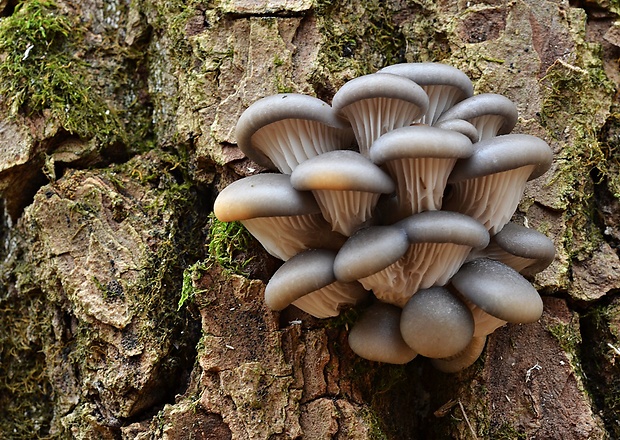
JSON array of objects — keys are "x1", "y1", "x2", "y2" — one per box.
[{"x1": 214, "y1": 62, "x2": 555, "y2": 372}]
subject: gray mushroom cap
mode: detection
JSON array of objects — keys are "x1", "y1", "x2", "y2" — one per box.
[
  {"x1": 491, "y1": 222, "x2": 556, "y2": 275},
  {"x1": 448, "y1": 134, "x2": 553, "y2": 182},
  {"x1": 291, "y1": 150, "x2": 395, "y2": 193},
  {"x1": 331, "y1": 72, "x2": 429, "y2": 113},
  {"x1": 264, "y1": 249, "x2": 368, "y2": 316},
  {"x1": 450, "y1": 258, "x2": 543, "y2": 323},
  {"x1": 436, "y1": 93, "x2": 518, "y2": 138},
  {"x1": 235, "y1": 93, "x2": 353, "y2": 171},
  {"x1": 434, "y1": 119, "x2": 479, "y2": 143},
  {"x1": 396, "y1": 211, "x2": 489, "y2": 249},
  {"x1": 333, "y1": 225, "x2": 410, "y2": 283},
  {"x1": 400, "y1": 286, "x2": 474, "y2": 359},
  {"x1": 214, "y1": 173, "x2": 320, "y2": 222},
  {"x1": 379, "y1": 62, "x2": 474, "y2": 96},
  {"x1": 369, "y1": 125, "x2": 473, "y2": 164},
  {"x1": 348, "y1": 302, "x2": 417, "y2": 364}
]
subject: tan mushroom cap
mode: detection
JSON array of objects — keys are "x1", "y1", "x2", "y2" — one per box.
[
  {"x1": 235, "y1": 94, "x2": 354, "y2": 173},
  {"x1": 348, "y1": 302, "x2": 417, "y2": 364},
  {"x1": 430, "y1": 335, "x2": 487, "y2": 373},
  {"x1": 378, "y1": 62, "x2": 474, "y2": 124},
  {"x1": 331, "y1": 73, "x2": 429, "y2": 157},
  {"x1": 265, "y1": 249, "x2": 368, "y2": 318},
  {"x1": 400, "y1": 287, "x2": 474, "y2": 359},
  {"x1": 450, "y1": 258, "x2": 543, "y2": 323}
]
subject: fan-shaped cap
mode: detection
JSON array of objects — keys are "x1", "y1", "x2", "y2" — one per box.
[
  {"x1": 264, "y1": 249, "x2": 368, "y2": 317},
  {"x1": 450, "y1": 258, "x2": 543, "y2": 323},
  {"x1": 370, "y1": 125, "x2": 473, "y2": 164},
  {"x1": 435, "y1": 119, "x2": 479, "y2": 143},
  {"x1": 397, "y1": 211, "x2": 489, "y2": 249},
  {"x1": 214, "y1": 174, "x2": 320, "y2": 222},
  {"x1": 235, "y1": 94, "x2": 353, "y2": 172},
  {"x1": 491, "y1": 222, "x2": 556, "y2": 275},
  {"x1": 291, "y1": 150, "x2": 394, "y2": 193},
  {"x1": 400, "y1": 286, "x2": 474, "y2": 358},
  {"x1": 430, "y1": 335, "x2": 487, "y2": 373},
  {"x1": 379, "y1": 62, "x2": 474, "y2": 124},
  {"x1": 436, "y1": 93, "x2": 518, "y2": 139},
  {"x1": 448, "y1": 134, "x2": 553, "y2": 182},
  {"x1": 333, "y1": 225, "x2": 410, "y2": 283},
  {"x1": 348, "y1": 302, "x2": 417, "y2": 364}
]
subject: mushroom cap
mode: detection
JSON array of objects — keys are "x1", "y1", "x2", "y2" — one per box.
[
  {"x1": 331, "y1": 72, "x2": 429, "y2": 113},
  {"x1": 434, "y1": 119, "x2": 479, "y2": 143},
  {"x1": 400, "y1": 286, "x2": 474, "y2": 359},
  {"x1": 235, "y1": 93, "x2": 352, "y2": 170},
  {"x1": 214, "y1": 173, "x2": 320, "y2": 222},
  {"x1": 436, "y1": 93, "x2": 518, "y2": 136},
  {"x1": 430, "y1": 335, "x2": 487, "y2": 373},
  {"x1": 348, "y1": 302, "x2": 417, "y2": 364},
  {"x1": 450, "y1": 258, "x2": 543, "y2": 323},
  {"x1": 369, "y1": 125, "x2": 473, "y2": 164},
  {"x1": 333, "y1": 225, "x2": 410, "y2": 283},
  {"x1": 290, "y1": 150, "x2": 395, "y2": 193},
  {"x1": 378, "y1": 62, "x2": 474, "y2": 98},
  {"x1": 492, "y1": 222, "x2": 556, "y2": 275},
  {"x1": 447, "y1": 134, "x2": 553, "y2": 182},
  {"x1": 265, "y1": 249, "x2": 338, "y2": 311},
  {"x1": 396, "y1": 211, "x2": 489, "y2": 249}
]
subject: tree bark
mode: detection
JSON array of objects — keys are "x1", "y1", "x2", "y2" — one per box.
[{"x1": 1, "y1": 0, "x2": 619, "y2": 438}]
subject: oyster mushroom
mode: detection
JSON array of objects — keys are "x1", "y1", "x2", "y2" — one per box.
[
  {"x1": 290, "y1": 150, "x2": 395, "y2": 236},
  {"x1": 400, "y1": 286, "x2": 474, "y2": 359},
  {"x1": 450, "y1": 258, "x2": 544, "y2": 325},
  {"x1": 379, "y1": 62, "x2": 474, "y2": 125},
  {"x1": 430, "y1": 335, "x2": 487, "y2": 373},
  {"x1": 469, "y1": 222, "x2": 556, "y2": 276},
  {"x1": 264, "y1": 249, "x2": 369, "y2": 318},
  {"x1": 348, "y1": 302, "x2": 417, "y2": 364},
  {"x1": 235, "y1": 94, "x2": 354, "y2": 173},
  {"x1": 436, "y1": 93, "x2": 518, "y2": 141},
  {"x1": 370, "y1": 125, "x2": 473, "y2": 221},
  {"x1": 213, "y1": 174, "x2": 346, "y2": 260},
  {"x1": 444, "y1": 134, "x2": 553, "y2": 235},
  {"x1": 331, "y1": 72, "x2": 429, "y2": 157}
]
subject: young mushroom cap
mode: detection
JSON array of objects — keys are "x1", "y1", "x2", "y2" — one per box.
[
  {"x1": 264, "y1": 249, "x2": 368, "y2": 318},
  {"x1": 369, "y1": 125, "x2": 473, "y2": 218},
  {"x1": 235, "y1": 94, "x2": 354, "y2": 173},
  {"x1": 436, "y1": 93, "x2": 518, "y2": 140},
  {"x1": 290, "y1": 150, "x2": 395, "y2": 235},
  {"x1": 378, "y1": 62, "x2": 474, "y2": 124},
  {"x1": 488, "y1": 222, "x2": 556, "y2": 276},
  {"x1": 430, "y1": 335, "x2": 487, "y2": 373},
  {"x1": 450, "y1": 258, "x2": 543, "y2": 323},
  {"x1": 400, "y1": 286, "x2": 474, "y2": 359},
  {"x1": 214, "y1": 174, "x2": 346, "y2": 260},
  {"x1": 348, "y1": 302, "x2": 418, "y2": 364},
  {"x1": 331, "y1": 73, "x2": 429, "y2": 157},
  {"x1": 333, "y1": 224, "x2": 410, "y2": 283}
]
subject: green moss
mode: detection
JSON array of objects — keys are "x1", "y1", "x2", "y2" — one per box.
[
  {"x1": 490, "y1": 422, "x2": 527, "y2": 439},
  {"x1": 207, "y1": 214, "x2": 253, "y2": 274},
  {"x1": 0, "y1": 0, "x2": 126, "y2": 144}
]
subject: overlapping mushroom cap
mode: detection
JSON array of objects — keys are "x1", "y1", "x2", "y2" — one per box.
[{"x1": 213, "y1": 61, "x2": 556, "y2": 372}]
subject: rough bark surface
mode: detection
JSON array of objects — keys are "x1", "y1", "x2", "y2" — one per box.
[{"x1": 0, "y1": 0, "x2": 619, "y2": 439}]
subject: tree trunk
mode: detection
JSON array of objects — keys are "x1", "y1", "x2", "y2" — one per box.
[{"x1": 1, "y1": 0, "x2": 619, "y2": 438}]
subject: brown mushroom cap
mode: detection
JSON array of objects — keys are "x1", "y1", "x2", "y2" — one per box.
[
  {"x1": 400, "y1": 287, "x2": 474, "y2": 358},
  {"x1": 331, "y1": 73, "x2": 429, "y2": 156},
  {"x1": 214, "y1": 173, "x2": 320, "y2": 222},
  {"x1": 235, "y1": 94, "x2": 353, "y2": 173},
  {"x1": 348, "y1": 302, "x2": 417, "y2": 364},
  {"x1": 450, "y1": 258, "x2": 543, "y2": 323},
  {"x1": 265, "y1": 249, "x2": 368, "y2": 318},
  {"x1": 378, "y1": 62, "x2": 474, "y2": 124},
  {"x1": 436, "y1": 93, "x2": 518, "y2": 140}
]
